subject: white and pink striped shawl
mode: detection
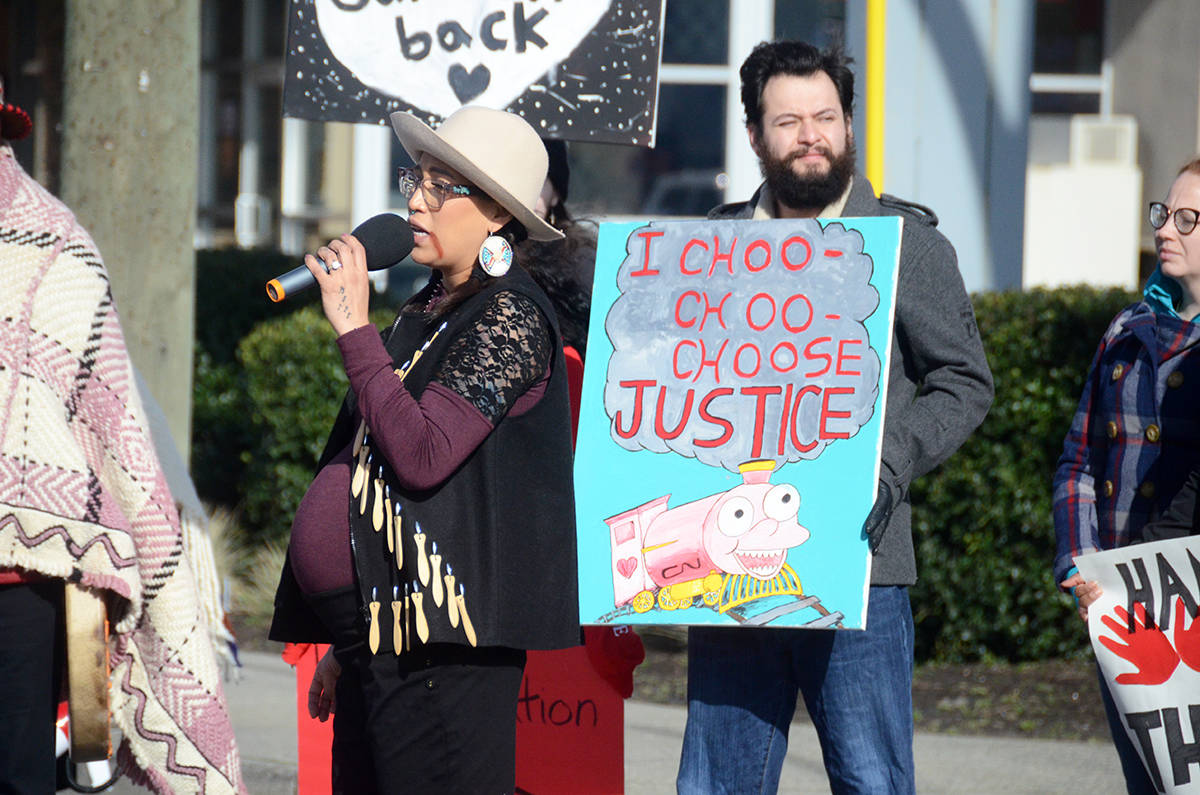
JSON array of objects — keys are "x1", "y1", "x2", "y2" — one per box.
[{"x1": 0, "y1": 147, "x2": 244, "y2": 793}]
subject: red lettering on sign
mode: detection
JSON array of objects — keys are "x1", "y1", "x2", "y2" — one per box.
[
  {"x1": 820, "y1": 387, "x2": 854, "y2": 439},
  {"x1": 695, "y1": 388, "x2": 735, "y2": 448},
  {"x1": 655, "y1": 388, "x2": 693, "y2": 441},
  {"x1": 790, "y1": 385, "x2": 820, "y2": 452},
  {"x1": 679, "y1": 238, "x2": 706, "y2": 276},
  {"x1": 741, "y1": 385, "x2": 782, "y2": 459},
  {"x1": 836, "y1": 339, "x2": 863, "y2": 376},
  {"x1": 695, "y1": 339, "x2": 728, "y2": 383},
  {"x1": 803, "y1": 336, "x2": 833, "y2": 378},
  {"x1": 701, "y1": 293, "x2": 730, "y2": 331},
  {"x1": 674, "y1": 291, "x2": 701, "y2": 329},
  {"x1": 709, "y1": 236, "x2": 737, "y2": 277},
  {"x1": 782, "y1": 236, "x2": 812, "y2": 271},
  {"x1": 630, "y1": 229, "x2": 664, "y2": 277},
  {"x1": 733, "y1": 343, "x2": 762, "y2": 378},
  {"x1": 776, "y1": 383, "x2": 794, "y2": 456},
  {"x1": 769, "y1": 341, "x2": 799, "y2": 374},
  {"x1": 670, "y1": 291, "x2": 733, "y2": 332},
  {"x1": 613, "y1": 379, "x2": 656, "y2": 438},
  {"x1": 672, "y1": 340, "x2": 696, "y2": 379},
  {"x1": 746, "y1": 293, "x2": 776, "y2": 331},
  {"x1": 781, "y1": 294, "x2": 813, "y2": 333},
  {"x1": 744, "y1": 238, "x2": 772, "y2": 273}
]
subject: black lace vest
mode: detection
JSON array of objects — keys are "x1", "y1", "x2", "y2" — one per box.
[{"x1": 273, "y1": 266, "x2": 579, "y2": 654}]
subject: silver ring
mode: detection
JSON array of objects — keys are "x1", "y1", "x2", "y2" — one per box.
[{"x1": 327, "y1": 259, "x2": 343, "y2": 272}]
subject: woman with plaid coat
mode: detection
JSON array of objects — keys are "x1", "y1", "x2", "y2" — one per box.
[{"x1": 1053, "y1": 156, "x2": 1200, "y2": 794}]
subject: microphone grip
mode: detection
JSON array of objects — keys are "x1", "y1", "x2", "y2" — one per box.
[{"x1": 265, "y1": 265, "x2": 316, "y2": 303}]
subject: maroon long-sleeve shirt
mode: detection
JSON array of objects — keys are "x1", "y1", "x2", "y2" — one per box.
[{"x1": 289, "y1": 297, "x2": 550, "y2": 594}]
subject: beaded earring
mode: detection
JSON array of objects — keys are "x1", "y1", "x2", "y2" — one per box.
[{"x1": 477, "y1": 234, "x2": 512, "y2": 277}]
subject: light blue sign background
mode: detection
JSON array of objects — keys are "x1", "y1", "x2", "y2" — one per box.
[{"x1": 575, "y1": 217, "x2": 901, "y2": 630}]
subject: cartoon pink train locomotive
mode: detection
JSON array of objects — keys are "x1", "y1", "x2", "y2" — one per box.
[{"x1": 604, "y1": 460, "x2": 843, "y2": 626}]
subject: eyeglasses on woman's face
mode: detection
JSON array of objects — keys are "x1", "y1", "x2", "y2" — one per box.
[
  {"x1": 1150, "y1": 202, "x2": 1199, "y2": 236},
  {"x1": 398, "y1": 167, "x2": 475, "y2": 212}
]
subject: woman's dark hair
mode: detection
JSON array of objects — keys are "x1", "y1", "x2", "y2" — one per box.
[
  {"x1": 542, "y1": 139, "x2": 572, "y2": 229},
  {"x1": 739, "y1": 40, "x2": 855, "y2": 131},
  {"x1": 518, "y1": 219, "x2": 595, "y2": 356}
]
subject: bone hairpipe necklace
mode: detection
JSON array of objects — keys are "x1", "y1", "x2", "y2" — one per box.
[
  {"x1": 430, "y1": 542, "x2": 443, "y2": 607},
  {"x1": 372, "y1": 466, "x2": 384, "y2": 532},
  {"x1": 403, "y1": 583, "x2": 411, "y2": 652},
  {"x1": 351, "y1": 444, "x2": 369, "y2": 499},
  {"x1": 351, "y1": 423, "x2": 369, "y2": 497},
  {"x1": 358, "y1": 453, "x2": 372, "y2": 515},
  {"x1": 456, "y1": 584, "x2": 476, "y2": 647},
  {"x1": 415, "y1": 522, "x2": 430, "y2": 586},
  {"x1": 445, "y1": 565, "x2": 459, "y2": 628},
  {"x1": 393, "y1": 503, "x2": 403, "y2": 569},
  {"x1": 412, "y1": 580, "x2": 429, "y2": 644},
  {"x1": 368, "y1": 587, "x2": 380, "y2": 654},
  {"x1": 391, "y1": 586, "x2": 403, "y2": 654},
  {"x1": 384, "y1": 485, "x2": 394, "y2": 553}
]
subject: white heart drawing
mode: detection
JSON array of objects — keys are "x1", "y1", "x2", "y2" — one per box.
[{"x1": 315, "y1": 0, "x2": 613, "y2": 118}]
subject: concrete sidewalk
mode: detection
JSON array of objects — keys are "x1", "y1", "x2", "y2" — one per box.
[
  {"x1": 108, "y1": 650, "x2": 1125, "y2": 794},
  {"x1": 625, "y1": 701, "x2": 1125, "y2": 794}
]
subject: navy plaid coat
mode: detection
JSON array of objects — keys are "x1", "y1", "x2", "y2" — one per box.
[{"x1": 1053, "y1": 302, "x2": 1200, "y2": 585}]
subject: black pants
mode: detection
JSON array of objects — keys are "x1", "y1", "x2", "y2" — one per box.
[
  {"x1": 332, "y1": 644, "x2": 526, "y2": 795},
  {"x1": 304, "y1": 585, "x2": 527, "y2": 794},
  {"x1": 0, "y1": 581, "x2": 63, "y2": 795}
]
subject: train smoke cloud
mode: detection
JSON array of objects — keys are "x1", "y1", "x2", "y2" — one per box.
[{"x1": 603, "y1": 219, "x2": 882, "y2": 473}]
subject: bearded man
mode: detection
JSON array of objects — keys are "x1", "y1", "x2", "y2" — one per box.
[{"x1": 677, "y1": 40, "x2": 994, "y2": 794}]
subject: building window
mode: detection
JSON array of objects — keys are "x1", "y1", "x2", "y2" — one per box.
[
  {"x1": 1029, "y1": 0, "x2": 1105, "y2": 115},
  {"x1": 774, "y1": 0, "x2": 847, "y2": 48},
  {"x1": 662, "y1": 0, "x2": 729, "y2": 65}
]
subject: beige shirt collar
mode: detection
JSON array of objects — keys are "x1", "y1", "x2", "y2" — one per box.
[{"x1": 752, "y1": 177, "x2": 854, "y2": 220}]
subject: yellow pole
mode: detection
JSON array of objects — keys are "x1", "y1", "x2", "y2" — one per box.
[{"x1": 864, "y1": 0, "x2": 886, "y2": 191}]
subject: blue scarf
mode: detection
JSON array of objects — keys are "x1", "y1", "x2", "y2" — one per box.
[{"x1": 1144, "y1": 266, "x2": 1183, "y2": 318}]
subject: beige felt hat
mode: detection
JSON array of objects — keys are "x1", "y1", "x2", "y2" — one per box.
[{"x1": 390, "y1": 107, "x2": 564, "y2": 242}]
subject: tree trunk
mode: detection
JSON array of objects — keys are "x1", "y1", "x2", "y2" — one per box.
[{"x1": 60, "y1": 0, "x2": 199, "y2": 457}]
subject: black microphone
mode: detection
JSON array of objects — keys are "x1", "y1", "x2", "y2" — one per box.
[{"x1": 265, "y1": 213, "x2": 416, "y2": 302}]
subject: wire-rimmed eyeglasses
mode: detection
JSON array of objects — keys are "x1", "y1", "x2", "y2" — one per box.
[
  {"x1": 397, "y1": 167, "x2": 474, "y2": 212},
  {"x1": 1149, "y1": 202, "x2": 1199, "y2": 235}
]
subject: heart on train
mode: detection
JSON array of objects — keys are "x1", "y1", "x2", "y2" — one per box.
[
  {"x1": 616, "y1": 557, "x2": 638, "y2": 579},
  {"x1": 315, "y1": 0, "x2": 612, "y2": 117},
  {"x1": 448, "y1": 64, "x2": 490, "y2": 104}
]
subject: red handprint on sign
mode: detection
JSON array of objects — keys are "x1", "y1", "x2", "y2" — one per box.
[
  {"x1": 1099, "y1": 603, "x2": 1181, "y2": 685},
  {"x1": 1173, "y1": 598, "x2": 1200, "y2": 673}
]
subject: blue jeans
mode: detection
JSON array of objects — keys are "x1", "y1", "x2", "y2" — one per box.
[
  {"x1": 1097, "y1": 665, "x2": 1158, "y2": 795},
  {"x1": 678, "y1": 585, "x2": 915, "y2": 795}
]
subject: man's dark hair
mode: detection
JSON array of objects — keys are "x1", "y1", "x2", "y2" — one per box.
[{"x1": 740, "y1": 40, "x2": 855, "y2": 130}]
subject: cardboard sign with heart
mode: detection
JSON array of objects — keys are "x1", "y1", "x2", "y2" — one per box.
[
  {"x1": 315, "y1": 0, "x2": 612, "y2": 117},
  {"x1": 616, "y1": 557, "x2": 638, "y2": 580}
]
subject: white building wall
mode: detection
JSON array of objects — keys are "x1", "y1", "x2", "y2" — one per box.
[{"x1": 880, "y1": 0, "x2": 1034, "y2": 292}]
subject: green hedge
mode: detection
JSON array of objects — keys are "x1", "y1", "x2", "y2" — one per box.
[
  {"x1": 225, "y1": 305, "x2": 396, "y2": 544},
  {"x1": 193, "y1": 279, "x2": 1142, "y2": 661},
  {"x1": 194, "y1": 248, "x2": 319, "y2": 363},
  {"x1": 909, "y1": 286, "x2": 1138, "y2": 662},
  {"x1": 191, "y1": 249, "x2": 321, "y2": 507},
  {"x1": 236, "y1": 306, "x2": 345, "y2": 544}
]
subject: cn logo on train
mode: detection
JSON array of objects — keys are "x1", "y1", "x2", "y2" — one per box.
[{"x1": 604, "y1": 460, "x2": 844, "y2": 628}]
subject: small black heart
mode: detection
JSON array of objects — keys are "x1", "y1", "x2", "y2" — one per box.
[{"x1": 448, "y1": 64, "x2": 491, "y2": 104}]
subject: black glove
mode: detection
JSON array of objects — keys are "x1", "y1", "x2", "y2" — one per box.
[{"x1": 862, "y1": 479, "x2": 894, "y2": 553}]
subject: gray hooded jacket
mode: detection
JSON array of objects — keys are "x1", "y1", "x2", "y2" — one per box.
[{"x1": 710, "y1": 175, "x2": 994, "y2": 585}]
